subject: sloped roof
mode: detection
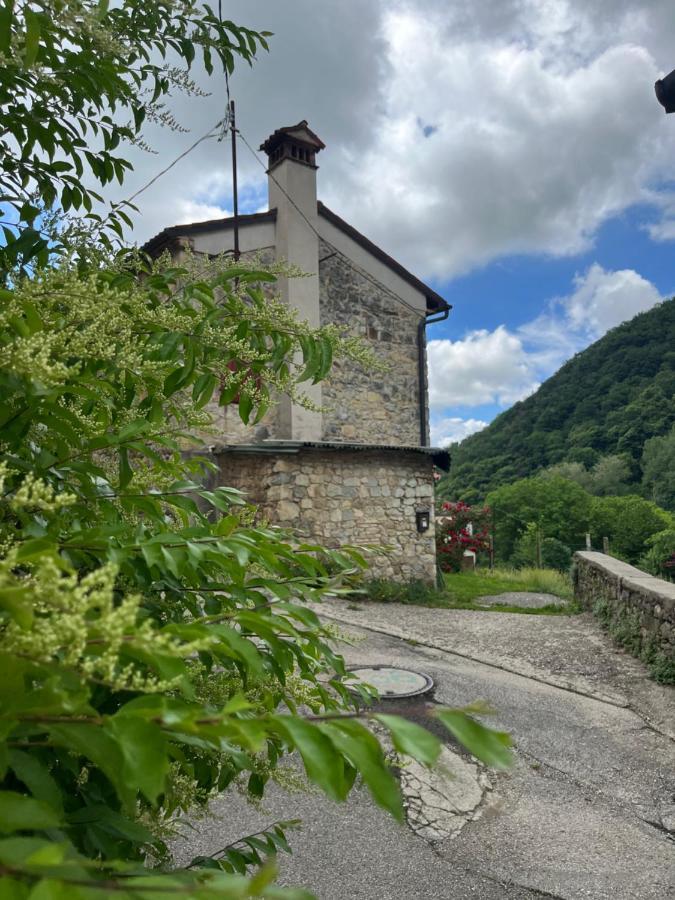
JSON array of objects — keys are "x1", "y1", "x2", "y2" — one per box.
[{"x1": 142, "y1": 204, "x2": 450, "y2": 314}]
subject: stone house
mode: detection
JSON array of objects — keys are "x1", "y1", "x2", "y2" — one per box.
[{"x1": 145, "y1": 121, "x2": 450, "y2": 582}]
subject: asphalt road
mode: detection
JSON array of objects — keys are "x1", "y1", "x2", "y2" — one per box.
[{"x1": 175, "y1": 602, "x2": 675, "y2": 899}]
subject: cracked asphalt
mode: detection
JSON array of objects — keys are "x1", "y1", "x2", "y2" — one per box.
[{"x1": 176, "y1": 601, "x2": 675, "y2": 899}]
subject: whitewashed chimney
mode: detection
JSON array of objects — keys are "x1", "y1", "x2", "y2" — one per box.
[{"x1": 260, "y1": 122, "x2": 326, "y2": 441}]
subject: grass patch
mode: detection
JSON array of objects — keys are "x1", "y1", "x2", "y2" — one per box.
[
  {"x1": 353, "y1": 567, "x2": 576, "y2": 616},
  {"x1": 443, "y1": 567, "x2": 573, "y2": 603}
]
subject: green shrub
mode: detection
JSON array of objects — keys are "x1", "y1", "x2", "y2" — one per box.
[
  {"x1": 639, "y1": 529, "x2": 675, "y2": 581},
  {"x1": 541, "y1": 537, "x2": 573, "y2": 572},
  {"x1": 650, "y1": 653, "x2": 675, "y2": 685},
  {"x1": 359, "y1": 579, "x2": 443, "y2": 606}
]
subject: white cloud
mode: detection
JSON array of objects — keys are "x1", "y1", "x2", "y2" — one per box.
[
  {"x1": 519, "y1": 263, "x2": 664, "y2": 373},
  {"x1": 646, "y1": 219, "x2": 675, "y2": 241},
  {"x1": 430, "y1": 417, "x2": 489, "y2": 447},
  {"x1": 332, "y1": 21, "x2": 665, "y2": 279},
  {"x1": 175, "y1": 199, "x2": 232, "y2": 225},
  {"x1": 99, "y1": 0, "x2": 675, "y2": 279},
  {"x1": 562, "y1": 263, "x2": 662, "y2": 337},
  {"x1": 428, "y1": 326, "x2": 540, "y2": 410},
  {"x1": 428, "y1": 264, "x2": 665, "y2": 422}
]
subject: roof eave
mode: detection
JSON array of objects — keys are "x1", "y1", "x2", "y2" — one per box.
[
  {"x1": 210, "y1": 440, "x2": 451, "y2": 472},
  {"x1": 316, "y1": 202, "x2": 450, "y2": 315}
]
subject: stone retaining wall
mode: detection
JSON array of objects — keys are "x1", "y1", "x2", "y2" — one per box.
[
  {"x1": 215, "y1": 448, "x2": 437, "y2": 583},
  {"x1": 574, "y1": 551, "x2": 674, "y2": 663}
]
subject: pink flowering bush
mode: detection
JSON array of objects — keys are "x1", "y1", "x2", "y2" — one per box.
[{"x1": 436, "y1": 501, "x2": 492, "y2": 572}]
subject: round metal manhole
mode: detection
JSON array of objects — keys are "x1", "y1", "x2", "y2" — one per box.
[{"x1": 348, "y1": 665, "x2": 434, "y2": 699}]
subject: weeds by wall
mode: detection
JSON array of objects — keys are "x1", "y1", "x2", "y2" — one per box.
[{"x1": 575, "y1": 551, "x2": 675, "y2": 685}]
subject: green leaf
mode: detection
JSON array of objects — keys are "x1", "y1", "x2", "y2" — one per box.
[
  {"x1": 8, "y1": 752, "x2": 64, "y2": 815},
  {"x1": 192, "y1": 372, "x2": 217, "y2": 409},
  {"x1": 14, "y1": 540, "x2": 56, "y2": 563},
  {"x1": 208, "y1": 624, "x2": 264, "y2": 676},
  {"x1": 238, "y1": 392, "x2": 253, "y2": 424},
  {"x1": 117, "y1": 419, "x2": 151, "y2": 442},
  {"x1": 434, "y1": 709, "x2": 513, "y2": 769},
  {"x1": 26, "y1": 879, "x2": 84, "y2": 900},
  {"x1": 105, "y1": 716, "x2": 169, "y2": 804},
  {"x1": 296, "y1": 335, "x2": 318, "y2": 384},
  {"x1": 0, "y1": 792, "x2": 61, "y2": 833},
  {"x1": 23, "y1": 10, "x2": 41, "y2": 66},
  {"x1": 315, "y1": 335, "x2": 333, "y2": 382},
  {"x1": 118, "y1": 446, "x2": 132, "y2": 488},
  {"x1": 373, "y1": 714, "x2": 441, "y2": 767},
  {"x1": 140, "y1": 540, "x2": 164, "y2": 572},
  {"x1": 67, "y1": 804, "x2": 157, "y2": 845},
  {"x1": 320, "y1": 720, "x2": 403, "y2": 821},
  {"x1": 47, "y1": 725, "x2": 134, "y2": 812},
  {"x1": 0, "y1": 3, "x2": 12, "y2": 56},
  {"x1": 272, "y1": 717, "x2": 347, "y2": 801},
  {"x1": 0, "y1": 877, "x2": 28, "y2": 899}
]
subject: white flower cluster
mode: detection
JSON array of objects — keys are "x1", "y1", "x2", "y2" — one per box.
[
  {"x1": 9, "y1": 473, "x2": 77, "y2": 513},
  {"x1": 1, "y1": 555, "x2": 215, "y2": 693}
]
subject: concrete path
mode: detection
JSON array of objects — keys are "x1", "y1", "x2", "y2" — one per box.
[
  {"x1": 176, "y1": 600, "x2": 675, "y2": 899},
  {"x1": 475, "y1": 591, "x2": 567, "y2": 608}
]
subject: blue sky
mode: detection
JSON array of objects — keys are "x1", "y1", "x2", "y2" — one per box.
[
  {"x1": 425, "y1": 203, "x2": 675, "y2": 441},
  {"x1": 112, "y1": 1, "x2": 675, "y2": 448}
]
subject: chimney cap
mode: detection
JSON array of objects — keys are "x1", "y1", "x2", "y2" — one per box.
[{"x1": 259, "y1": 120, "x2": 326, "y2": 156}]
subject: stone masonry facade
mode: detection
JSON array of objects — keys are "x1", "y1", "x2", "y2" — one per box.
[
  {"x1": 200, "y1": 241, "x2": 425, "y2": 448},
  {"x1": 216, "y1": 448, "x2": 437, "y2": 582},
  {"x1": 318, "y1": 239, "x2": 423, "y2": 445},
  {"x1": 574, "y1": 551, "x2": 675, "y2": 663}
]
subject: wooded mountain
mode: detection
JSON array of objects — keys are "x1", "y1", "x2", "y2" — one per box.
[{"x1": 440, "y1": 298, "x2": 675, "y2": 502}]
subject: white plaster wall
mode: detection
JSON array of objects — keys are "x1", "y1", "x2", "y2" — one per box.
[
  {"x1": 191, "y1": 221, "x2": 276, "y2": 256},
  {"x1": 268, "y1": 159, "x2": 322, "y2": 441}
]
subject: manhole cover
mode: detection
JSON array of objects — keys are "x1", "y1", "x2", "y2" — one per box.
[{"x1": 348, "y1": 665, "x2": 434, "y2": 699}]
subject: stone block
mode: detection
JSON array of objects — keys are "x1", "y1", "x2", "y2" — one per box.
[{"x1": 277, "y1": 500, "x2": 300, "y2": 520}]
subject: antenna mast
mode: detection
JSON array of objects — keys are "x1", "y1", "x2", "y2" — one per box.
[{"x1": 230, "y1": 99, "x2": 240, "y2": 262}]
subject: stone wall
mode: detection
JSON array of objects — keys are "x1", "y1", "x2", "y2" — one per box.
[
  {"x1": 215, "y1": 448, "x2": 437, "y2": 582},
  {"x1": 574, "y1": 551, "x2": 674, "y2": 664},
  {"x1": 318, "y1": 239, "x2": 424, "y2": 445},
  {"x1": 189, "y1": 240, "x2": 427, "y2": 448}
]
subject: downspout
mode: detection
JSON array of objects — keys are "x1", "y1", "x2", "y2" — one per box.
[{"x1": 418, "y1": 304, "x2": 450, "y2": 447}]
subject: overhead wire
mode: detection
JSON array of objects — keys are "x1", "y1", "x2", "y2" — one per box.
[{"x1": 117, "y1": 119, "x2": 225, "y2": 212}]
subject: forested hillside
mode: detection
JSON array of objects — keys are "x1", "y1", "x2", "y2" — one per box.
[{"x1": 440, "y1": 298, "x2": 675, "y2": 502}]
